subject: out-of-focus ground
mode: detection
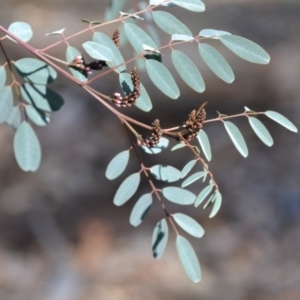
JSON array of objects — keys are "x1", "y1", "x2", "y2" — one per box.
[{"x1": 0, "y1": 1, "x2": 300, "y2": 299}]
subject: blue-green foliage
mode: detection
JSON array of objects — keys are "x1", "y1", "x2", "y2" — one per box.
[{"x1": 1, "y1": 1, "x2": 298, "y2": 283}]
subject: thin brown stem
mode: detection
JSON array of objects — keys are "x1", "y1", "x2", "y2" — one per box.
[
  {"x1": 204, "y1": 111, "x2": 265, "y2": 123},
  {"x1": 122, "y1": 121, "x2": 179, "y2": 235}
]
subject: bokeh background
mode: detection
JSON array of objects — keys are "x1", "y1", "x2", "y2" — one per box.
[{"x1": 0, "y1": 1, "x2": 300, "y2": 299}]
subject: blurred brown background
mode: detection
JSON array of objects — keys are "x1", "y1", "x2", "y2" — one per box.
[{"x1": 0, "y1": 1, "x2": 300, "y2": 299}]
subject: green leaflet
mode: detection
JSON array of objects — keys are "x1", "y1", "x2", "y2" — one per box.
[
  {"x1": 105, "y1": 150, "x2": 130, "y2": 180},
  {"x1": 172, "y1": 0, "x2": 205, "y2": 12},
  {"x1": 113, "y1": 172, "x2": 140, "y2": 206},
  {"x1": 197, "y1": 130, "x2": 212, "y2": 161},
  {"x1": 124, "y1": 22, "x2": 157, "y2": 54},
  {"x1": 199, "y1": 29, "x2": 231, "y2": 39},
  {"x1": 152, "y1": 218, "x2": 168, "y2": 259},
  {"x1": 194, "y1": 185, "x2": 214, "y2": 207},
  {"x1": 172, "y1": 50, "x2": 205, "y2": 93},
  {"x1": 209, "y1": 191, "x2": 222, "y2": 218},
  {"x1": 181, "y1": 172, "x2": 206, "y2": 188},
  {"x1": 173, "y1": 213, "x2": 204, "y2": 238},
  {"x1": 146, "y1": 59, "x2": 180, "y2": 99},
  {"x1": 5, "y1": 106, "x2": 21, "y2": 130},
  {"x1": 153, "y1": 11, "x2": 192, "y2": 36},
  {"x1": 220, "y1": 35, "x2": 270, "y2": 65},
  {"x1": 171, "y1": 143, "x2": 186, "y2": 151},
  {"x1": 21, "y1": 83, "x2": 64, "y2": 112},
  {"x1": 150, "y1": 165, "x2": 181, "y2": 182},
  {"x1": 15, "y1": 58, "x2": 57, "y2": 84},
  {"x1": 130, "y1": 193, "x2": 152, "y2": 227},
  {"x1": 93, "y1": 32, "x2": 126, "y2": 72},
  {"x1": 224, "y1": 121, "x2": 248, "y2": 157},
  {"x1": 82, "y1": 41, "x2": 113, "y2": 61},
  {"x1": 265, "y1": 111, "x2": 298, "y2": 133},
  {"x1": 25, "y1": 105, "x2": 50, "y2": 126},
  {"x1": 199, "y1": 43, "x2": 234, "y2": 83},
  {"x1": 171, "y1": 34, "x2": 194, "y2": 42},
  {"x1": 119, "y1": 73, "x2": 152, "y2": 112},
  {"x1": 248, "y1": 117, "x2": 273, "y2": 147},
  {"x1": 203, "y1": 193, "x2": 216, "y2": 210},
  {"x1": 0, "y1": 86, "x2": 13, "y2": 123},
  {"x1": 0, "y1": 66, "x2": 6, "y2": 89},
  {"x1": 162, "y1": 187, "x2": 196, "y2": 205},
  {"x1": 14, "y1": 121, "x2": 41, "y2": 172},
  {"x1": 180, "y1": 159, "x2": 197, "y2": 179},
  {"x1": 7, "y1": 22, "x2": 33, "y2": 42},
  {"x1": 176, "y1": 236, "x2": 201, "y2": 283},
  {"x1": 66, "y1": 46, "x2": 88, "y2": 82}
]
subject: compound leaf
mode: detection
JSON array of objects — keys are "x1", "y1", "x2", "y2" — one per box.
[
  {"x1": 172, "y1": 50, "x2": 205, "y2": 93},
  {"x1": 66, "y1": 46, "x2": 88, "y2": 82},
  {"x1": 113, "y1": 172, "x2": 140, "y2": 206},
  {"x1": 15, "y1": 58, "x2": 57, "y2": 84},
  {"x1": 220, "y1": 35, "x2": 270, "y2": 65},
  {"x1": 8, "y1": 22, "x2": 33, "y2": 42},
  {"x1": 25, "y1": 105, "x2": 50, "y2": 126},
  {"x1": 105, "y1": 150, "x2": 130, "y2": 180},
  {"x1": 5, "y1": 106, "x2": 21, "y2": 130},
  {"x1": 209, "y1": 191, "x2": 222, "y2": 218},
  {"x1": 146, "y1": 59, "x2": 180, "y2": 99},
  {"x1": 130, "y1": 193, "x2": 152, "y2": 227},
  {"x1": 152, "y1": 219, "x2": 168, "y2": 259},
  {"x1": 172, "y1": 0, "x2": 205, "y2": 12},
  {"x1": 195, "y1": 185, "x2": 213, "y2": 207},
  {"x1": 181, "y1": 172, "x2": 206, "y2": 188},
  {"x1": 181, "y1": 159, "x2": 197, "y2": 178},
  {"x1": 82, "y1": 41, "x2": 113, "y2": 61},
  {"x1": 173, "y1": 213, "x2": 204, "y2": 238},
  {"x1": 14, "y1": 121, "x2": 41, "y2": 172},
  {"x1": 153, "y1": 11, "x2": 192, "y2": 36},
  {"x1": 176, "y1": 236, "x2": 201, "y2": 283},
  {"x1": 224, "y1": 121, "x2": 248, "y2": 157},
  {"x1": 162, "y1": 187, "x2": 195, "y2": 205},
  {"x1": 0, "y1": 66, "x2": 6, "y2": 89},
  {"x1": 93, "y1": 32, "x2": 126, "y2": 72},
  {"x1": 124, "y1": 22, "x2": 157, "y2": 54},
  {"x1": 197, "y1": 130, "x2": 212, "y2": 161},
  {"x1": 199, "y1": 43, "x2": 234, "y2": 83},
  {"x1": 0, "y1": 86, "x2": 13, "y2": 123},
  {"x1": 150, "y1": 165, "x2": 181, "y2": 182},
  {"x1": 248, "y1": 117, "x2": 273, "y2": 146},
  {"x1": 265, "y1": 111, "x2": 298, "y2": 133}
]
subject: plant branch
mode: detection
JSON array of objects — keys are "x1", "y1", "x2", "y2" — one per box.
[{"x1": 122, "y1": 120, "x2": 179, "y2": 235}]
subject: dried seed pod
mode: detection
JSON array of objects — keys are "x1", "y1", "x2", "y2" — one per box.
[
  {"x1": 180, "y1": 102, "x2": 207, "y2": 141},
  {"x1": 139, "y1": 119, "x2": 162, "y2": 148},
  {"x1": 68, "y1": 55, "x2": 107, "y2": 75},
  {"x1": 111, "y1": 68, "x2": 141, "y2": 107},
  {"x1": 112, "y1": 28, "x2": 120, "y2": 48}
]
